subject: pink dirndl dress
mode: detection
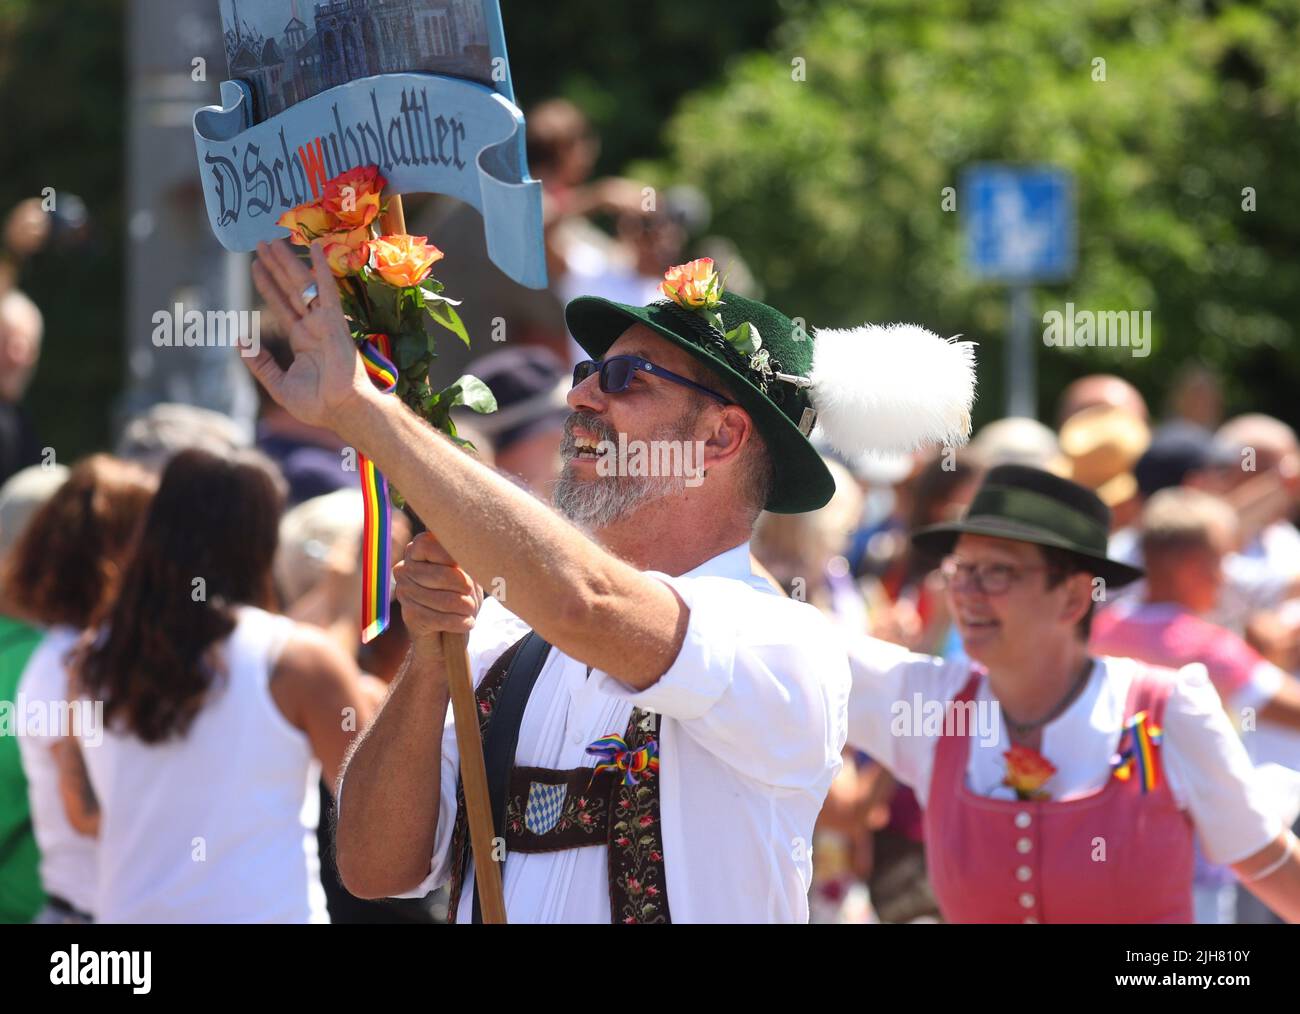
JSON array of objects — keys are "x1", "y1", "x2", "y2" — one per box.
[{"x1": 922, "y1": 665, "x2": 1195, "y2": 923}]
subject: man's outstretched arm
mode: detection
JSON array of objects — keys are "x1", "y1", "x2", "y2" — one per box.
[{"x1": 246, "y1": 239, "x2": 685, "y2": 688}]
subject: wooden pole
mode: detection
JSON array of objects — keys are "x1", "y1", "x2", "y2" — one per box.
[
  {"x1": 382, "y1": 194, "x2": 508, "y2": 924},
  {"x1": 441, "y1": 629, "x2": 507, "y2": 923}
]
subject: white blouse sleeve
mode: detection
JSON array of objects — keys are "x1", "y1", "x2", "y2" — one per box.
[
  {"x1": 844, "y1": 635, "x2": 969, "y2": 796},
  {"x1": 1161, "y1": 662, "x2": 1283, "y2": 865}
]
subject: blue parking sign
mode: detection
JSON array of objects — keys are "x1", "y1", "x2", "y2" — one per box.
[{"x1": 963, "y1": 165, "x2": 1075, "y2": 282}]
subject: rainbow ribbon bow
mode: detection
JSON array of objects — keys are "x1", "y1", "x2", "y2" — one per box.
[
  {"x1": 1110, "y1": 709, "x2": 1164, "y2": 794},
  {"x1": 358, "y1": 334, "x2": 398, "y2": 644},
  {"x1": 586, "y1": 734, "x2": 659, "y2": 787}
]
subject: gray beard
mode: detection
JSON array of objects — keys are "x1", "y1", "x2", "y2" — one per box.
[{"x1": 552, "y1": 462, "x2": 687, "y2": 530}]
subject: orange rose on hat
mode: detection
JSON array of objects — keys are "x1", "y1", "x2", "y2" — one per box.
[{"x1": 660, "y1": 257, "x2": 723, "y2": 311}]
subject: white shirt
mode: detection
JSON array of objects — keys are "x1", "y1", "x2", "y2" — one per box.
[
  {"x1": 83, "y1": 607, "x2": 327, "y2": 923},
  {"x1": 15, "y1": 626, "x2": 96, "y2": 915},
  {"x1": 844, "y1": 638, "x2": 1281, "y2": 866},
  {"x1": 394, "y1": 542, "x2": 851, "y2": 922}
]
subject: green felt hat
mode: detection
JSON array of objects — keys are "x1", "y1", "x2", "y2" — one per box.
[
  {"x1": 566, "y1": 291, "x2": 830, "y2": 512},
  {"x1": 911, "y1": 464, "x2": 1145, "y2": 587},
  {"x1": 566, "y1": 264, "x2": 978, "y2": 514}
]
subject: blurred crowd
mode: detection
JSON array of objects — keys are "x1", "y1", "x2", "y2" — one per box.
[{"x1": 0, "y1": 99, "x2": 1298, "y2": 924}]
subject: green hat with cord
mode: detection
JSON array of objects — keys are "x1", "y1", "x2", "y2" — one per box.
[{"x1": 565, "y1": 257, "x2": 978, "y2": 514}]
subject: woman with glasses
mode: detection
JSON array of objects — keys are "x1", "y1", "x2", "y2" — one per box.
[{"x1": 845, "y1": 464, "x2": 1300, "y2": 923}]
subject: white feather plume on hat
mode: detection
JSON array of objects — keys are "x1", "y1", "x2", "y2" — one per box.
[{"x1": 808, "y1": 324, "x2": 978, "y2": 457}]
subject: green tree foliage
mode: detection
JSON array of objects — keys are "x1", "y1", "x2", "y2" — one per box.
[
  {"x1": 0, "y1": 0, "x2": 126, "y2": 461},
  {"x1": 502, "y1": 0, "x2": 783, "y2": 173},
  {"x1": 651, "y1": 0, "x2": 1300, "y2": 425}
]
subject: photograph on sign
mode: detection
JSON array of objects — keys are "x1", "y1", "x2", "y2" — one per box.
[{"x1": 220, "y1": 0, "x2": 495, "y2": 122}]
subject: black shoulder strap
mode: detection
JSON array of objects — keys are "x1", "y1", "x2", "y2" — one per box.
[{"x1": 472, "y1": 630, "x2": 552, "y2": 924}]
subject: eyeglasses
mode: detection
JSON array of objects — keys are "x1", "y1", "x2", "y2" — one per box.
[
  {"x1": 572, "y1": 355, "x2": 731, "y2": 405},
  {"x1": 939, "y1": 556, "x2": 1046, "y2": 596}
]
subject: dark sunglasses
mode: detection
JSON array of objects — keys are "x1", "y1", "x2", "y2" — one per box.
[{"x1": 572, "y1": 355, "x2": 731, "y2": 405}]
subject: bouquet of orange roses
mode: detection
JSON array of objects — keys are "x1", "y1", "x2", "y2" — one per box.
[
  {"x1": 277, "y1": 166, "x2": 496, "y2": 439},
  {"x1": 277, "y1": 167, "x2": 496, "y2": 642}
]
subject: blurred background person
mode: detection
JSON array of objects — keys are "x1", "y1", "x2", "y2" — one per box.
[
  {"x1": 5, "y1": 455, "x2": 155, "y2": 924},
  {"x1": 1058, "y1": 405, "x2": 1150, "y2": 534},
  {"x1": 557, "y1": 185, "x2": 710, "y2": 367},
  {"x1": 967, "y1": 416, "x2": 1063, "y2": 472},
  {"x1": 0, "y1": 289, "x2": 44, "y2": 484},
  {"x1": 1091, "y1": 487, "x2": 1300, "y2": 923},
  {"x1": 1056, "y1": 373, "x2": 1149, "y2": 428},
  {"x1": 413, "y1": 97, "x2": 645, "y2": 379},
  {"x1": 254, "y1": 331, "x2": 352, "y2": 507},
  {"x1": 1166, "y1": 362, "x2": 1224, "y2": 431},
  {"x1": 752, "y1": 456, "x2": 864, "y2": 624},
  {"x1": 457, "y1": 346, "x2": 570, "y2": 498},
  {"x1": 1215, "y1": 414, "x2": 1300, "y2": 573},
  {"x1": 65, "y1": 448, "x2": 373, "y2": 923},
  {"x1": 0, "y1": 461, "x2": 67, "y2": 922},
  {"x1": 115, "y1": 401, "x2": 247, "y2": 476}
]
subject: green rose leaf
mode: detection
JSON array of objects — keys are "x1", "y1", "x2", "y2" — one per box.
[
  {"x1": 453, "y1": 374, "x2": 498, "y2": 414},
  {"x1": 360, "y1": 276, "x2": 402, "y2": 334},
  {"x1": 725, "y1": 321, "x2": 761, "y2": 356},
  {"x1": 426, "y1": 297, "x2": 470, "y2": 347}
]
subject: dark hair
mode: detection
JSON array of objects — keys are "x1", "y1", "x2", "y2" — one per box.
[
  {"x1": 3, "y1": 456, "x2": 156, "y2": 627},
  {"x1": 76, "y1": 448, "x2": 285, "y2": 744},
  {"x1": 1039, "y1": 544, "x2": 1097, "y2": 641}
]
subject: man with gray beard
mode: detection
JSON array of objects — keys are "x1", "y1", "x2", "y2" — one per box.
[
  {"x1": 246, "y1": 243, "x2": 976, "y2": 922},
  {"x1": 552, "y1": 402, "x2": 705, "y2": 529}
]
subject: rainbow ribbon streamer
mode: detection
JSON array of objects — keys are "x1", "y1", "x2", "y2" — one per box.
[
  {"x1": 1110, "y1": 709, "x2": 1164, "y2": 794},
  {"x1": 358, "y1": 334, "x2": 398, "y2": 644},
  {"x1": 586, "y1": 734, "x2": 659, "y2": 787}
]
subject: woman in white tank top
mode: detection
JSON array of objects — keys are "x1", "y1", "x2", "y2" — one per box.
[{"x1": 65, "y1": 448, "x2": 374, "y2": 923}]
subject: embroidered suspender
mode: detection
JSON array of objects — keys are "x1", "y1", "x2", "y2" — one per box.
[{"x1": 445, "y1": 633, "x2": 672, "y2": 924}]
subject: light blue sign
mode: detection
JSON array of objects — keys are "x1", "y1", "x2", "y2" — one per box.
[
  {"x1": 193, "y1": 72, "x2": 546, "y2": 288},
  {"x1": 963, "y1": 165, "x2": 1075, "y2": 283}
]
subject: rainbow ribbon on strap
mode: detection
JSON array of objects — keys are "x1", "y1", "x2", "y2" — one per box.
[
  {"x1": 358, "y1": 334, "x2": 398, "y2": 644},
  {"x1": 1110, "y1": 709, "x2": 1164, "y2": 794},
  {"x1": 586, "y1": 734, "x2": 659, "y2": 787}
]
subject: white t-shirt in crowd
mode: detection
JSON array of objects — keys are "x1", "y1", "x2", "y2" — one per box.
[
  {"x1": 16, "y1": 626, "x2": 96, "y2": 915},
  {"x1": 845, "y1": 639, "x2": 1282, "y2": 867},
  {"x1": 82, "y1": 607, "x2": 327, "y2": 923},
  {"x1": 389, "y1": 541, "x2": 851, "y2": 923}
]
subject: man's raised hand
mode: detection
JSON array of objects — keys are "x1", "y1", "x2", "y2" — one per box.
[{"x1": 246, "y1": 239, "x2": 372, "y2": 431}]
